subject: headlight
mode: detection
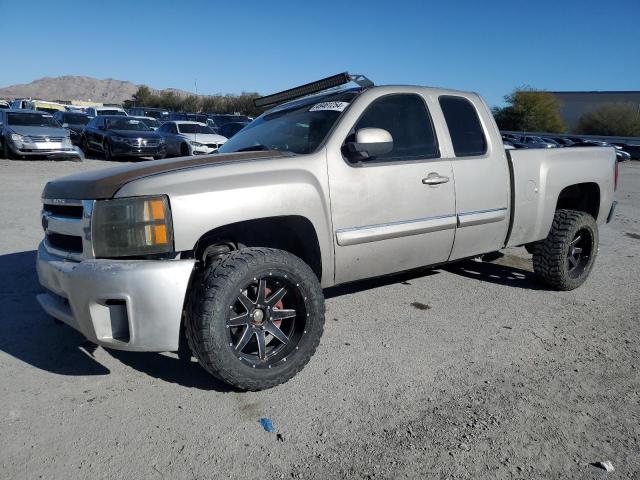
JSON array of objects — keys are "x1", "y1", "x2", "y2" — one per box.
[
  {"x1": 111, "y1": 136, "x2": 130, "y2": 144},
  {"x1": 62, "y1": 137, "x2": 72, "y2": 148},
  {"x1": 92, "y1": 195, "x2": 173, "y2": 257},
  {"x1": 189, "y1": 141, "x2": 203, "y2": 147},
  {"x1": 10, "y1": 133, "x2": 25, "y2": 143},
  {"x1": 158, "y1": 137, "x2": 165, "y2": 144}
]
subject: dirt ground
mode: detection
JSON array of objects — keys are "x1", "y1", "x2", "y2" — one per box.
[{"x1": 0, "y1": 158, "x2": 638, "y2": 479}]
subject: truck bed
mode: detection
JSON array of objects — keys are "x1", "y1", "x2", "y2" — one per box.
[{"x1": 505, "y1": 146, "x2": 616, "y2": 247}]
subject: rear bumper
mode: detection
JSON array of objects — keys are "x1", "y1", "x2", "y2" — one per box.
[{"x1": 36, "y1": 243, "x2": 195, "y2": 351}]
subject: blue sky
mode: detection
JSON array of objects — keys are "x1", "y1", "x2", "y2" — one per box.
[{"x1": 1, "y1": 0, "x2": 638, "y2": 107}]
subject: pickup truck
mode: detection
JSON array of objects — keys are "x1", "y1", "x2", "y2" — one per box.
[{"x1": 36, "y1": 73, "x2": 618, "y2": 391}]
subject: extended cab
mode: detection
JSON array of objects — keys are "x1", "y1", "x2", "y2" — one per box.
[{"x1": 36, "y1": 73, "x2": 617, "y2": 390}]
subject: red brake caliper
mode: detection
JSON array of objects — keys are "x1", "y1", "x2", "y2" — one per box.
[{"x1": 264, "y1": 287, "x2": 284, "y2": 328}]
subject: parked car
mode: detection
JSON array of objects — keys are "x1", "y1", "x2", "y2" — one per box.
[
  {"x1": 80, "y1": 115, "x2": 165, "y2": 161},
  {"x1": 52, "y1": 111, "x2": 91, "y2": 145},
  {"x1": 85, "y1": 106, "x2": 128, "y2": 117},
  {"x1": 550, "y1": 137, "x2": 575, "y2": 147},
  {"x1": 167, "y1": 113, "x2": 216, "y2": 130},
  {"x1": 574, "y1": 140, "x2": 631, "y2": 161},
  {"x1": 130, "y1": 116, "x2": 162, "y2": 130},
  {"x1": 127, "y1": 107, "x2": 170, "y2": 121},
  {"x1": 0, "y1": 100, "x2": 10, "y2": 109},
  {"x1": 0, "y1": 109, "x2": 81, "y2": 160},
  {"x1": 37, "y1": 73, "x2": 617, "y2": 391},
  {"x1": 216, "y1": 121, "x2": 249, "y2": 139},
  {"x1": 542, "y1": 137, "x2": 564, "y2": 147},
  {"x1": 157, "y1": 121, "x2": 227, "y2": 156},
  {"x1": 207, "y1": 114, "x2": 251, "y2": 129},
  {"x1": 522, "y1": 136, "x2": 557, "y2": 148},
  {"x1": 612, "y1": 142, "x2": 640, "y2": 160}
]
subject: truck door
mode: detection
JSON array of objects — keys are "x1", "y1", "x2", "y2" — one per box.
[
  {"x1": 437, "y1": 95, "x2": 511, "y2": 260},
  {"x1": 327, "y1": 92, "x2": 456, "y2": 284}
]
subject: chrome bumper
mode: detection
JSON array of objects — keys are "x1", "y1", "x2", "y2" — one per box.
[{"x1": 36, "y1": 242, "x2": 195, "y2": 352}]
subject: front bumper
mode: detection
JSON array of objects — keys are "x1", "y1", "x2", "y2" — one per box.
[
  {"x1": 9, "y1": 141, "x2": 81, "y2": 159},
  {"x1": 192, "y1": 145, "x2": 216, "y2": 155},
  {"x1": 36, "y1": 243, "x2": 195, "y2": 351},
  {"x1": 111, "y1": 142, "x2": 166, "y2": 157}
]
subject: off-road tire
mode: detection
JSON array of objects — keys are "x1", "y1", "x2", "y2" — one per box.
[
  {"x1": 185, "y1": 247, "x2": 325, "y2": 390},
  {"x1": 533, "y1": 209, "x2": 598, "y2": 291}
]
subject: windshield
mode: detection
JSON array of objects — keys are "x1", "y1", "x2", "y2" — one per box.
[
  {"x1": 219, "y1": 90, "x2": 359, "y2": 155},
  {"x1": 178, "y1": 123, "x2": 215, "y2": 134},
  {"x1": 106, "y1": 118, "x2": 152, "y2": 131},
  {"x1": 7, "y1": 112, "x2": 59, "y2": 127},
  {"x1": 137, "y1": 118, "x2": 160, "y2": 128},
  {"x1": 98, "y1": 109, "x2": 126, "y2": 116},
  {"x1": 64, "y1": 113, "x2": 90, "y2": 125}
]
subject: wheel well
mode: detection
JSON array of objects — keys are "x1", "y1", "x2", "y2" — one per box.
[
  {"x1": 193, "y1": 216, "x2": 322, "y2": 280},
  {"x1": 556, "y1": 183, "x2": 600, "y2": 220}
]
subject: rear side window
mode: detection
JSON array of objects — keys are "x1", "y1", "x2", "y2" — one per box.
[
  {"x1": 353, "y1": 94, "x2": 439, "y2": 162},
  {"x1": 439, "y1": 96, "x2": 487, "y2": 157}
]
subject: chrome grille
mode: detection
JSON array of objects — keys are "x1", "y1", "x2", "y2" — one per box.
[
  {"x1": 131, "y1": 138, "x2": 160, "y2": 147},
  {"x1": 205, "y1": 143, "x2": 221, "y2": 149},
  {"x1": 42, "y1": 199, "x2": 94, "y2": 261},
  {"x1": 27, "y1": 135, "x2": 64, "y2": 143}
]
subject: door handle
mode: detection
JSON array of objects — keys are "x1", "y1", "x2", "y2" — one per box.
[{"x1": 422, "y1": 172, "x2": 450, "y2": 185}]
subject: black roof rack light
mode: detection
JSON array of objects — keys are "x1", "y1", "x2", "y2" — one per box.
[{"x1": 254, "y1": 72, "x2": 373, "y2": 109}]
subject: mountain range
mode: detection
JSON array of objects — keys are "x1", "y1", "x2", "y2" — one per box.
[{"x1": 0, "y1": 76, "x2": 194, "y2": 105}]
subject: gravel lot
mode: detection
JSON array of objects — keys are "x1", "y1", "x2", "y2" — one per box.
[{"x1": 0, "y1": 157, "x2": 638, "y2": 479}]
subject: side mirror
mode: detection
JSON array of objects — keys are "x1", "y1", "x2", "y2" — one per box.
[{"x1": 344, "y1": 128, "x2": 393, "y2": 161}]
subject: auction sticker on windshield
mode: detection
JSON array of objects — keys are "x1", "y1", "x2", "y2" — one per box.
[{"x1": 309, "y1": 101, "x2": 349, "y2": 112}]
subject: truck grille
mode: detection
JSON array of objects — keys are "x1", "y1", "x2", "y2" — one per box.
[{"x1": 42, "y1": 199, "x2": 94, "y2": 261}]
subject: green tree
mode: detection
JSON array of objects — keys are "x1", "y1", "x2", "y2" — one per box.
[
  {"x1": 181, "y1": 95, "x2": 200, "y2": 113},
  {"x1": 132, "y1": 85, "x2": 153, "y2": 105},
  {"x1": 493, "y1": 87, "x2": 565, "y2": 133},
  {"x1": 576, "y1": 103, "x2": 640, "y2": 136}
]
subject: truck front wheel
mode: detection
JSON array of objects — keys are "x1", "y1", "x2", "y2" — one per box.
[
  {"x1": 532, "y1": 209, "x2": 598, "y2": 291},
  {"x1": 185, "y1": 247, "x2": 325, "y2": 390}
]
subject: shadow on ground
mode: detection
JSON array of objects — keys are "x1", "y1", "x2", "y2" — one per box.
[
  {"x1": 324, "y1": 268, "x2": 440, "y2": 299},
  {"x1": 0, "y1": 250, "x2": 234, "y2": 390},
  {"x1": 106, "y1": 350, "x2": 236, "y2": 392},
  {"x1": 444, "y1": 252, "x2": 546, "y2": 290},
  {"x1": 0, "y1": 250, "x2": 110, "y2": 375}
]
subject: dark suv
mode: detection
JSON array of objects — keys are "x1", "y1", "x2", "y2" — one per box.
[{"x1": 81, "y1": 115, "x2": 166, "y2": 161}]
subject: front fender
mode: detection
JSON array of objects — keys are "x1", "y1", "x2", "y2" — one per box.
[{"x1": 115, "y1": 152, "x2": 335, "y2": 286}]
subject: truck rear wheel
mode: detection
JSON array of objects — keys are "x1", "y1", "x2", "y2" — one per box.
[
  {"x1": 185, "y1": 247, "x2": 325, "y2": 390},
  {"x1": 532, "y1": 209, "x2": 598, "y2": 291}
]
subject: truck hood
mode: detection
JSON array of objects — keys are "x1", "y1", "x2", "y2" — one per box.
[
  {"x1": 8, "y1": 126, "x2": 70, "y2": 138},
  {"x1": 42, "y1": 150, "x2": 286, "y2": 200}
]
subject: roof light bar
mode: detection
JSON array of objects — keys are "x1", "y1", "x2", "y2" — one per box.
[{"x1": 254, "y1": 72, "x2": 373, "y2": 109}]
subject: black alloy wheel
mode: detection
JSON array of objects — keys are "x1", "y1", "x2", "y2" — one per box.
[
  {"x1": 566, "y1": 228, "x2": 593, "y2": 279},
  {"x1": 227, "y1": 276, "x2": 306, "y2": 367},
  {"x1": 185, "y1": 247, "x2": 325, "y2": 390}
]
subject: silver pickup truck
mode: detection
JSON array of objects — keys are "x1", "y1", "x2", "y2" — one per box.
[{"x1": 36, "y1": 73, "x2": 617, "y2": 390}]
